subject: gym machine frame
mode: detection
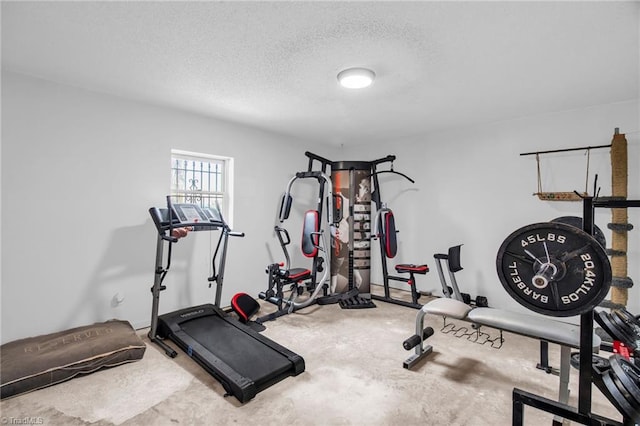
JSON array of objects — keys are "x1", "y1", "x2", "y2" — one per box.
[
  {"x1": 257, "y1": 169, "x2": 334, "y2": 321},
  {"x1": 304, "y1": 152, "x2": 420, "y2": 304},
  {"x1": 369, "y1": 156, "x2": 426, "y2": 308},
  {"x1": 305, "y1": 152, "x2": 379, "y2": 306},
  {"x1": 512, "y1": 195, "x2": 640, "y2": 426},
  {"x1": 301, "y1": 152, "x2": 334, "y2": 291}
]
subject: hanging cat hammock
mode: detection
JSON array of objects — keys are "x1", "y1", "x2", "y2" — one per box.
[{"x1": 520, "y1": 144, "x2": 611, "y2": 202}]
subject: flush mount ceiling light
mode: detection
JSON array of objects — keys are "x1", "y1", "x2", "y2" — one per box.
[{"x1": 337, "y1": 67, "x2": 375, "y2": 89}]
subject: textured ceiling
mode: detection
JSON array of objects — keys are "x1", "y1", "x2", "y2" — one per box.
[{"x1": 2, "y1": 1, "x2": 638, "y2": 146}]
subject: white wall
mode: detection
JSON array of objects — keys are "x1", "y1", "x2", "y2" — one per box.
[
  {"x1": 2, "y1": 71, "x2": 638, "y2": 343},
  {"x1": 344, "y1": 100, "x2": 640, "y2": 317},
  {"x1": 1, "y1": 71, "x2": 338, "y2": 343}
]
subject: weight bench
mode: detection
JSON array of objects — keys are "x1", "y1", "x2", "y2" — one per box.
[{"x1": 403, "y1": 297, "x2": 601, "y2": 414}]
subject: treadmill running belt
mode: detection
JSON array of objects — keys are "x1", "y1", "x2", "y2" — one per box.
[
  {"x1": 157, "y1": 304, "x2": 304, "y2": 403},
  {"x1": 181, "y1": 315, "x2": 293, "y2": 382}
]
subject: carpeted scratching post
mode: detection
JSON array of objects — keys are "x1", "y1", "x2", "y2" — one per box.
[{"x1": 609, "y1": 129, "x2": 629, "y2": 307}]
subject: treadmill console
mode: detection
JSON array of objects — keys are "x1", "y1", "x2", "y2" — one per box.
[
  {"x1": 202, "y1": 206, "x2": 223, "y2": 223},
  {"x1": 172, "y1": 203, "x2": 209, "y2": 224},
  {"x1": 149, "y1": 201, "x2": 224, "y2": 235}
]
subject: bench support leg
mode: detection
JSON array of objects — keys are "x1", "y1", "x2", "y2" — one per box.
[
  {"x1": 403, "y1": 306, "x2": 433, "y2": 369},
  {"x1": 553, "y1": 345, "x2": 572, "y2": 426}
]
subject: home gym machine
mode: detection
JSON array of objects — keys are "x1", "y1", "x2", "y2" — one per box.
[
  {"x1": 260, "y1": 152, "x2": 377, "y2": 312},
  {"x1": 257, "y1": 170, "x2": 334, "y2": 322},
  {"x1": 148, "y1": 197, "x2": 304, "y2": 403},
  {"x1": 262, "y1": 152, "x2": 426, "y2": 312},
  {"x1": 290, "y1": 152, "x2": 426, "y2": 309}
]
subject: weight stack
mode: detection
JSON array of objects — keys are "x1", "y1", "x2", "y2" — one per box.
[{"x1": 331, "y1": 162, "x2": 372, "y2": 295}]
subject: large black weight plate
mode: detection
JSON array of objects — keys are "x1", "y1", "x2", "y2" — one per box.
[
  {"x1": 610, "y1": 355, "x2": 640, "y2": 407},
  {"x1": 552, "y1": 216, "x2": 607, "y2": 248},
  {"x1": 614, "y1": 309, "x2": 640, "y2": 334},
  {"x1": 596, "y1": 311, "x2": 638, "y2": 350},
  {"x1": 616, "y1": 308, "x2": 640, "y2": 325},
  {"x1": 610, "y1": 312, "x2": 640, "y2": 347},
  {"x1": 609, "y1": 371, "x2": 640, "y2": 420},
  {"x1": 601, "y1": 370, "x2": 640, "y2": 421},
  {"x1": 610, "y1": 372, "x2": 640, "y2": 420},
  {"x1": 496, "y1": 222, "x2": 611, "y2": 317}
]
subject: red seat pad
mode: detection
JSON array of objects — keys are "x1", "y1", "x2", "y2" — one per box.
[
  {"x1": 395, "y1": 264, "x2": 429, "y2": 274},
  {"x1": 286, "y1": 267, "x2": 312, "y2": 282}
]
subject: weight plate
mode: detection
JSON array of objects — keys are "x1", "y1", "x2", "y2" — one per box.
[
  {"x1": 610, "y1": 371, "x2": 640, "y2": 420},
  {"x1": 596, "y1": 311, "x2": 638, "y2": 349},
  {"x1": 610, "y1": 355, "x2": 640, "y2": 407},
  {"x1": 552, "y1": 216, "x2": 607, "y2": 248},
  {"x1": 614, "y1": 308, "x2": 640, "y2": 331},
  {"x1": 570, "y1": 352, "x2": 610, "y2": 371},
  {"x1": 611, "y1": 372, "x2": 640, "y2": 412},
  {"x1": 610, "y1": 312, "x2": 634, "y2": 333},
  {"x1": 611, "y1": 312, "x2": 640, "y2": 346},
  {"x1": 601, "y1": 370, "x2": 640, "y2": 421},
  {"x1": 496, "y1": 222, "x2": 611, "y2": 317}
]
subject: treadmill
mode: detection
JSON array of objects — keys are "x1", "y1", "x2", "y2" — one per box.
[{"x1": 148, "y1": 198, "x2": 305, "y2": 403}]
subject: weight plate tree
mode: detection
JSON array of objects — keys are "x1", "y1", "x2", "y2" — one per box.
[{"x1": 496, "y1": 222, "x2": 611, "y2": 317}]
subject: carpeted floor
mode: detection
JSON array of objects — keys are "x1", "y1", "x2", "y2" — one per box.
[{"x1": 0, "y1": 291, "x2": 624, "y2": 425}]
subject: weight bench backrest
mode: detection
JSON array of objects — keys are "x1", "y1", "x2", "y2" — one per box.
[
  {"x1": 447, "y1": 245, "x2": 463, "y2": 273},
  {"x1": 434, "y1": 244, "x2": 464, "y2": 302},
  {"x1": 301, "y1": 210, "x2": 319, "y2": 258},
  {"x1": 382, "y1": 211, "x2": 398, "y2": 258}
]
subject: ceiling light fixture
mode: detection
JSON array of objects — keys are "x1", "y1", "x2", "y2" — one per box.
[{"x1": 337, "y1": 67, "x2": 375, "y2": 89}]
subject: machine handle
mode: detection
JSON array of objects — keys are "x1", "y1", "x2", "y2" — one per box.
[
  {"x1": 162, "y1": 235, "x2": 179, "y2": 243},
  {"x1": 304, "y1": 151, "x2": 333, "y2": 165},
  {"x1": 296, "y1": 171, "x2": 324, "y2": 179},
  {"x1": 371, "y1": 155, "x2": 396, "y2": 166}
]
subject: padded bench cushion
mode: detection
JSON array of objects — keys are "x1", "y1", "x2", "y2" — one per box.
[
  {"x1": 285, "y1": 267, "x2": 312, "y2": 282},
  {"x1": 1, "y1": 319, "x2": 146, "y2": 399},
  {"x1": 395, "y1": 264, "x2": 429, "y2": 274},
  {"x1": 423, "y1": 298, "x2": 600, "y2": 350},
  {"x1": 422, "y1": 297, "x2": 473, "y2": 319},
  {"x1": 468, "y1": 308, "x2": 600, "y2": 349}
]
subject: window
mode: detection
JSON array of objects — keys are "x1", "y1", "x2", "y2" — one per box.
[{"x1": 170, "y1": 150, "x2": 234, "y2": 223}]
